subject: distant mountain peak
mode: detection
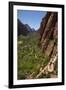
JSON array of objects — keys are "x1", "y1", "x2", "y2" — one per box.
[{"x1": 18, "y1": 19, "x2": 35, "y2": 36}]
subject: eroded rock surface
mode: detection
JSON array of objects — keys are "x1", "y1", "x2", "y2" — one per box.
[{"x1": 37, "y1": 12, "x2": 58, "y2": 78}]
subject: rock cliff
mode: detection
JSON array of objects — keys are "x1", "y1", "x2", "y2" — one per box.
[
  {"x1": 39, "y1": 12, "x2": 58, "y2": 59},
  {"x1": 36, "y1": 12, "x2": 58, "y2": 78}
]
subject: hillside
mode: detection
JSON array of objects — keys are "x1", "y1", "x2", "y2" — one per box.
[
  {"x1": 18, "y1": 32, "x2": 51, "y2": 79},
  {"x1": 18, "y1": 19, "x2": 29, "y2": 36},
  {"x1": 17, "y1": 12, "x2": 58, "y2": 79},
  {"x1": 18, "y1": 19, "x2": 35, "y2": 36},
  {"x1": 37, "y1": 12, "x2": 58, "y2": 78}
]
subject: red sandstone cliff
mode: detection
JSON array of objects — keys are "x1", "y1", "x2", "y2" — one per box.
[{"x1": 36, "y1": 12, "x2": 58, "y2": 78}]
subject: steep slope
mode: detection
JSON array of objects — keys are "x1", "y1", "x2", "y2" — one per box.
[
  {"x1": 17, "y1": 12, "x2": 58, "y2": 79},
  {"x1": 37, "y1": 12, "x2": 58, "y2": 78},
  {"x1": 18, "y1": 19, "x2": 29, "y2": 36},
  {"x1": 18, "y1": 19, "x2": 35, "y2": 36},
  {"x1": 25, "y1": 24, "x2": 35, "y2": 32},
  {"x1": 39, "y1": 12, "x2": 58, "y2": 57}
]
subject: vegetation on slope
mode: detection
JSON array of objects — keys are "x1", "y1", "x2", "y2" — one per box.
[
  {"x1": 17, "y1": 32, "x2": 49, "y2": 79},
  {"x1": 17, "y1": 12, "x2": 58, "y2": 80}
]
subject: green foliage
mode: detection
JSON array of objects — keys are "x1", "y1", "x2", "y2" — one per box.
[{"x1": 17, "y1": 33, "x2": 49, "y2": 79}]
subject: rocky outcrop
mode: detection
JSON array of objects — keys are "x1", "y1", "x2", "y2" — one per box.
[
  {"x1": 39, "y1": 12, "x2": 58, "y2": 59},
  {"x1": 36, "y1": 12, "x2": 58, "y2": 78}
]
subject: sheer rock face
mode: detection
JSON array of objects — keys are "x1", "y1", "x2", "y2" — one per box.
[{"x1": 39, "y1": 12, "x2": 58, "y2": 59}]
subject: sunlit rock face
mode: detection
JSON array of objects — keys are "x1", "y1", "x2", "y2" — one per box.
[{"x1": 39, "y1": 12, "x2": 58, "y2": 59}]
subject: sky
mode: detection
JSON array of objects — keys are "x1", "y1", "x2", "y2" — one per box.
[{"x1": 17, "y1": 10, "x2": 47, "y2": 30}]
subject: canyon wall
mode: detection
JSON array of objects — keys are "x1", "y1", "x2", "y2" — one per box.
[
  {"x1": 36, "y1": 12, "x2": 58, "y2": 78},
  {"x1": 39, "y1": 12, "x2": 58, "y2": 60}
]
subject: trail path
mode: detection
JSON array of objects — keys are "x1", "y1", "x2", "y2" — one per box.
[{"x1": 36, "y1": 54, "x2": 58, "y2": 78}]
